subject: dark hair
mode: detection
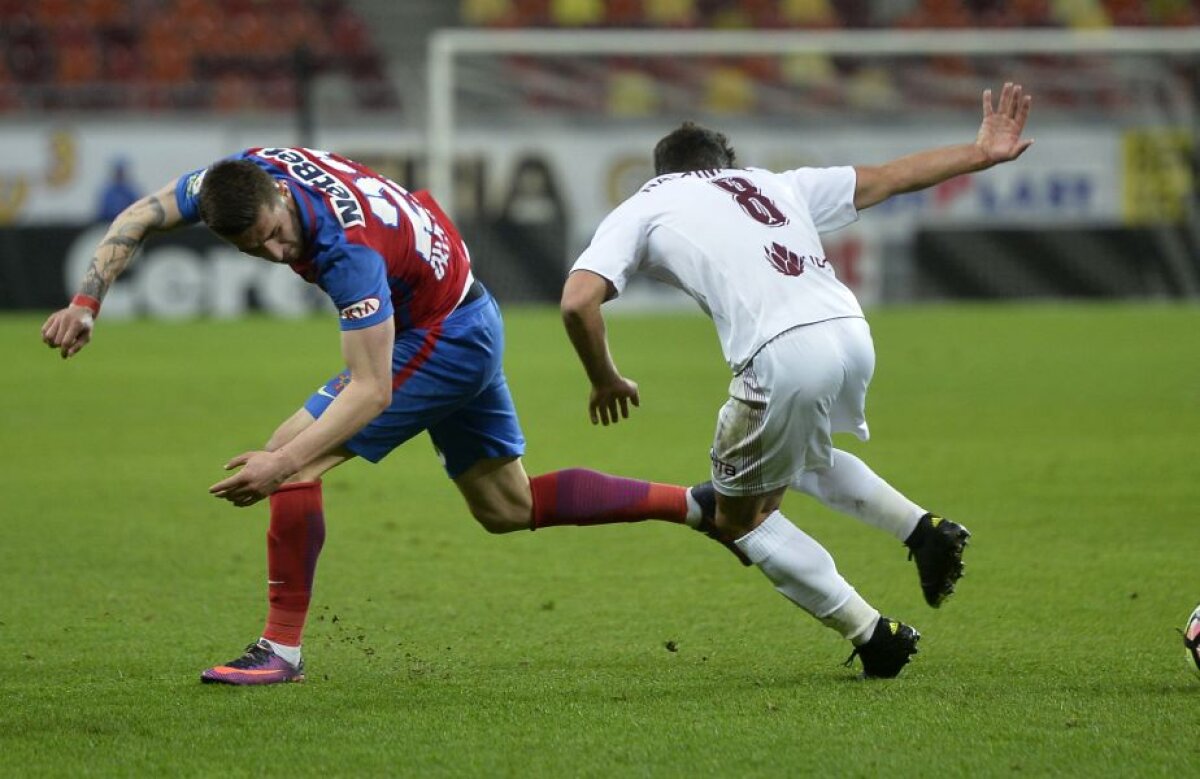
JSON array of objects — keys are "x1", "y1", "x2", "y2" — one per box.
[
  {"x1": 198, "y1": 159, "x2": 280, "y2": 236},
  {"x1": 653, "y1": 122, "x2": 737, "y2": 175}
]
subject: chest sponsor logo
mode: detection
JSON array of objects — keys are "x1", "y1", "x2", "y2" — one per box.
[
  {"x1": 340, "y1": 297, "x2": 380, "y2": 321},
  {"x1": 259, "y1": 148, "x2": 365, "y2": 228}
]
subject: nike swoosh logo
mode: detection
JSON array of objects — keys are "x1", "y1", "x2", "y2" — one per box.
[
  {"x1": 316, "y1": 387, "x2": 336, "y2": 400},
  {"x1": 268, "y1": 580, "x2": 286, "y2": 585}
]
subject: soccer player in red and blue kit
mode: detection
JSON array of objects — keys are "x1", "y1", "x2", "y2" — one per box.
[{"x1": 41, "y1": 148, "x2": 714, "y2": 685}]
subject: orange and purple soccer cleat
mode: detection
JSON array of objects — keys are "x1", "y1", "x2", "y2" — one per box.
[{"x1": 200, "y1": 640, "x2": 304, "y2": 686}]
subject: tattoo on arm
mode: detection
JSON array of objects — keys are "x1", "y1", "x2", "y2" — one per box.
[
  {"x1": 79, "y1": 194, "x2": 170, "y2": 300},
  {"x1": 79, "y1": 263, "x2": 109, "y2": 299},
  {"x1": 147, "y1": 195, "x2": 166, "y2": 228}
]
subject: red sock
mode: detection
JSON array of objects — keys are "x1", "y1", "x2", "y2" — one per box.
[
  {"x1": 262, "y1": 481, "x2": 326, "y2": 647},
  {"x1": 529, "y1": 468, "x2": 688, "y2": 530}
]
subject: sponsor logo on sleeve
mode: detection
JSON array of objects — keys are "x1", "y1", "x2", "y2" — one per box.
[
  {"x1": 185, "y1": 170, "x2": 207, "y2": 198},
  {"x1": 339, "y1": 297, "x2": 381, "y2": 321}
]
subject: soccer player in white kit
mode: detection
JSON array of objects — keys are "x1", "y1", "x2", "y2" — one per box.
[{"x1": 562, "y1": 83, "x2": 1033, "y2": 678}]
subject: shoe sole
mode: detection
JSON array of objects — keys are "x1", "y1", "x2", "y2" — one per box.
[{"x1": 200, "y1": 672, "x2": 305, "y2": 685}]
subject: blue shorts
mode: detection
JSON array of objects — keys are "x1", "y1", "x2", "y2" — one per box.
[{"x1": 303, "y1": 287, "x2": 526, "y2": 478}]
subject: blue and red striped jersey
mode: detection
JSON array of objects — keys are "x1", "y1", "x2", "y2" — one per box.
[{"x1": 176, "y1": 147, "x2": 472, "y2": 332}]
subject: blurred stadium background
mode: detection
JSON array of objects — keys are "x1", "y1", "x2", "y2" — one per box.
[{"x1": 0, "y1": 0, "x2": 1197, "y2": 312}]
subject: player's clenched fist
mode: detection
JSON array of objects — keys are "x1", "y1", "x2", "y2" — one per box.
[{"x1": 41, "y1": 305, "x2": 95, "y2": 359}]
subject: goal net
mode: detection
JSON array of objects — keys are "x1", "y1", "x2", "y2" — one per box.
[{"x1": 426, "y1": 29, "x2": 1200, "y2": 305}]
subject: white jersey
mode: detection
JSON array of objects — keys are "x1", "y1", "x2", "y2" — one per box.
[{"x1": 572, "y1": 166, "x2": 864, "y2": 372}]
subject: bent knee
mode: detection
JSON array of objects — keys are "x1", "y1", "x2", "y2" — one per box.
[
  {"x1": 714, "y1": 515, "x2": 758, "y2": 540},
  {"x1": 470, "y1": 506, "x2": 530, "y2": 534},
  {"x1": 715, "y1": 494, "x2": 783, "y2": 539}
]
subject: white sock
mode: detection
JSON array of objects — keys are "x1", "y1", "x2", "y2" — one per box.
[
  {"x1": 684, "y1": 488, "x2": 702, "y2": 528},
  {"x1": 261, "y1": 637, "x2": 302, "y2": 666},
  {"x1": 791, "y1": 449, "x2": 925, "y2": 542},
  {"x1": 819, "y1": 591, "x2": 880, "y2": 645},
  {"x1": 734, "y1": 511, "x2": 865, "y2": 623}
]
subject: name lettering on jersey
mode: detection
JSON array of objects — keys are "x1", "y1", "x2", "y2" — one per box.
[
  {"x1": 640, "y1": 168, "x2": 724, "y2": 194},
  {"x1": 426, "y1": 226, "x2": 451, "y2": 280},
  {"x1": 258, "y1": 148, "x2": 365, "y2": 228},
  {"x1": 340, "y1": 296, "x2": 380, "y2": 321}
]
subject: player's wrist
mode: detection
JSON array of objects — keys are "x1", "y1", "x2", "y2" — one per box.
[
  {"x1": 586, "y1": 361, "x2": 622, "y2": 386},
  {"x1": 273, "y1": 447, "x2": 303, "y2": 478},
  {"x1": 969, "y1": 142, "x2": 995, "y2": 171},
  {"x1": 71, "y1": 293, "x2": 101, "y2": 317}
]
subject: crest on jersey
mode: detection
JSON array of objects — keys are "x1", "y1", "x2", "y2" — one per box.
[
  {"x1": 339, "y1": 297, "x2": 381, "y2": 321},
  {"x1": 765, "y1": 242, "x2": 805, "y2": 276}
]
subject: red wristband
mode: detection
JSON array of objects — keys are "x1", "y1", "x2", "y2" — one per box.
[{"x1": 71, "y1": 294, "x2": 101, "y2": 316}]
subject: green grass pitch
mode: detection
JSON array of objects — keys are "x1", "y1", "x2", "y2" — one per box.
[{"x1": 2, "y1": 303, "x2": 1198, "y2": 776}]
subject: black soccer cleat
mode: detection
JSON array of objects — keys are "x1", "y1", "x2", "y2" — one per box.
[
  {"x1": 905, "y1": 513, "x2": 971, "y2": 608},
  {"x1": 844, "y1": 617, "x2": 921, "y2": 679},
  {"x1": 689, "y1": 481, "x2": 753, "y2": 567}
]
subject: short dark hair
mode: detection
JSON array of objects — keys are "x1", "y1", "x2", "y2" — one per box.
[
  {"x1": 653, "y1": 122, "x2": 737, "y2": 175},
  {"x1": 198, "y1": 159, "x2": 280, "y2": 236}
]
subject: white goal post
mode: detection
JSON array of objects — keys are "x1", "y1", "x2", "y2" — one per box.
[{"x1": 425, "y1": 27, "x2": 1200, "y2": 211}]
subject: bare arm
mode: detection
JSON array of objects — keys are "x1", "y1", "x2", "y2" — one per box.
[
  {"x1": 40, "y1": 179, "x2": 187, "y2": 358},
  {"x1": 853, "y1": 82, "x2": 1034, "y2": 210},
  {"x1": 209, "y1": 317, "x2": 395, "y2": 506},
  {"x1": 274, "y1": 319, "x2": 395, "y2": 469},
  {"x1": 560, "y1": 269, "x2": 640, "y2": 425}
]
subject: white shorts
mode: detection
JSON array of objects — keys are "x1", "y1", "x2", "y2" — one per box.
[{"x1": 710, "y1": 317, "x2": 874, "y2": 496}]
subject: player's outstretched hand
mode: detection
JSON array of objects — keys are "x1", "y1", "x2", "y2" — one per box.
[
  {"x1": 209, "y1": 450, "x2": 297, "y2": 507},
  {"x1": 589, "y1": 376, "x2": 640, "y2": 426},
  {"x1": 977, "y1": 82, "x2": 1034, "y2": 165},
  {"x1": 40, "y1": 305, "x2": 95, "y2": 359}
]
